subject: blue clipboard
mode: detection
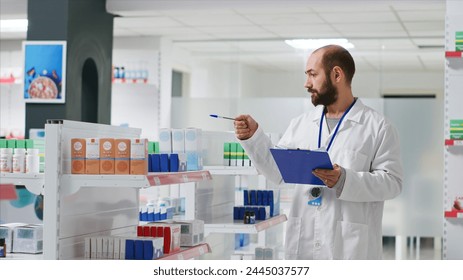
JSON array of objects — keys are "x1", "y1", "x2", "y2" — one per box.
[{"x1": 270, "y1": 148, "x2": 333, "y2": 185}]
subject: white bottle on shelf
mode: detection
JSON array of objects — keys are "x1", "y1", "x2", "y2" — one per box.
[
  {"x1": 26, "y1": 148, "x2": 40, "y2": 174},
  {"x1": 12, "y1": 148, "x2": 26, "y2": 173},
  {"x1": 0, "y1": 148, "x2": 13, "y2": 173}
]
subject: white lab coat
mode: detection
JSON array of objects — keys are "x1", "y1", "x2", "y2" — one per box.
[{"x1": 239, "y1": 99, "x2": 403, "y2": 259}]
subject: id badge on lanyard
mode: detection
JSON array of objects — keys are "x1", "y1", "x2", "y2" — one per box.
[{"x1": 308, "y1": 98, "x2": 357, "y2": 207}]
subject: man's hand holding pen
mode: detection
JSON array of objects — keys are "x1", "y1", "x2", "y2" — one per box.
[{"x1": 234, "y1": 115, "x2": 259, "y2": 140}]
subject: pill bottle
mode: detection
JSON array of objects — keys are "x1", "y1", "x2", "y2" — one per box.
[
  {"x1": 0, "y1": 148, "x2": 13, "y2": 173},
  {"x1": 0, "y1": 238, "x2": 6, "y2": 257},
  {"x1": 26, "y1": 148, "x2": 41, "y2": 174},
  {"x1": 13, "y1": 148, "x2": 26, "y2": 173}
]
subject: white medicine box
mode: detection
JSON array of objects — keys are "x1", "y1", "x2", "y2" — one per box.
[{"x1": 12, "y1": 224, "x2": 43, "y2": 254}]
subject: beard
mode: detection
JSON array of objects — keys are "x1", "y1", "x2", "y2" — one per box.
[{"x1": 309, "y1": 76, "x2": 338, "y2": 107}]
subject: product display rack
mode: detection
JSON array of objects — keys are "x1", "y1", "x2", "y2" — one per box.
[
  {"x1": 205, "y1": 165, "x2": 259, "y2": 176},
  {"x1": 445, "y1": 51, "x2": 463, "y2": 58},
  {"x1": 60, "y1": 171, "x2": 212, "y2": 196},
  {"x1": 204, "y1": 214, "x2": 287, "y2": 235},
  {"x1": 204, "y1": 164, "x2": 286, "y2": 259},
  {"x1": 0, "y1": 173, "x2": 44, "y2": 195},
  {"x1": 444, "y1": 139, "x2": 463, "y2": 146},
  {"x1": 444, "y1": 210, "x2": 463, "y2": 219},
  {"x1": 443, "y1": 0, "x2": 463, "y2": 260},
  {"x1": 157, "y1": 243, "x2": 211, "y2": 260},
  {"x1": 42, "y1": 120, "x2": 212, "y2": 260}
]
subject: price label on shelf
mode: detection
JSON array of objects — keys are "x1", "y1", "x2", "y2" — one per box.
[
  {"x1": 153, "y1": 177, "x2": 161, "y2": 185},
  {"x1": 202, "y1": 172, "x2": 208, "y2": 180},
  {"x1": 177, "y1": 253, "x2": 184, "y2": 260},
  {"x1": 182, "y1": 174, "x2": 189, "y2": 183},
  {"x1": 198, "y1": 246, "x2": 205, "y2": 255}
]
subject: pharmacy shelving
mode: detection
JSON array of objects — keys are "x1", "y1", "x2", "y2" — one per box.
[
  {"x1": 0, "y1": 173, "x2": 44, "y2": 195},
  {"x1": 60, "y1": 171, "x2": 212, "y2": 196},
  {"x1": 205, "y1": 165, "x2": 258, "y2": 176},
  {"x1": 157, "y1": 243, "x2": 211, "y2": 260},
  {"x1": 445, "y1": 51, "x2": 463, "y2": 58},
  {"x1": 444, "y1": 139, "x2": 463, "y2": 146},
  {"x1": 42, "y1": 120, "x2": 212, "y2": 259},
  {"x1": 2, "y1": 253, "x2": 43, "y2": 260},
  {"x1": 443, "y1": 0, "x2": 463, "y2": 260},
  {"x1": 204, "y1": 214, "x2": 287, "y2": 235},
  {"x1": 444, "y1": 211, "x2": 463, "y2": 219}
]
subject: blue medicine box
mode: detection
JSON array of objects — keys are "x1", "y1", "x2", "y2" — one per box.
[{"x1": 160, "y1": 154, "x2": 169, "y2": 172}]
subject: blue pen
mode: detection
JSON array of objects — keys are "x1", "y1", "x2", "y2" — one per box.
[{"x1": 209, "y1": 114, "x2": 236, "y2": 120}]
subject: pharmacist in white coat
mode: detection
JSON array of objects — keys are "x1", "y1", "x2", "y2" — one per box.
[{"x1": 234, "y1": 45, "x2": 403, "y2": 260}]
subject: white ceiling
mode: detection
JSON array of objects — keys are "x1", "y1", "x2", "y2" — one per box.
[{"x1": 1, "y1": 0, "x2": 447, "y2": 72}]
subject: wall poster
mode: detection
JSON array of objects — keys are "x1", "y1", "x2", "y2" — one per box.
[{"x1": 22, "y1": 41, "x2": 66, "y2": 103}]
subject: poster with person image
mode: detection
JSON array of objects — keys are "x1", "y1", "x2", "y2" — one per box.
[{"x1": 23, "y1": 41, "x2": 66, "y2": 103}]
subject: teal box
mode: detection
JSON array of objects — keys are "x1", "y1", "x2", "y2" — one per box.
[
  {"x1": 0, "y1": 139, "x2": 7, "y2": 148},
  {"x1": 16, "y1": 140, "x2": 26, "y2": 148},
  {"x1": 25, "y1": 139, "x2": 34, "y2": 148},
  {"x1": 148, "y1": 141, "x2": 156, "y2": 154},
  {"x1": 6, "y1": 140, "x2": 16, "y2": 148}
]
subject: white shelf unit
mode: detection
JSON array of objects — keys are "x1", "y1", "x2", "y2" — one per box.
[
  {"x1": 2, "y1": 253, "x2": 44, "y2": 260},
  {"x1": 205, "y1": 214, "x2": 287, "y2": 235},
  {"x1": 443, "y1": 0, "x2": 463, "y2": 260},
  {"x1": 204, "y1": 165, "x2": 286, "y2": 259},
  {"x1": 42, "y1": 120, "x2": 211, "y2": 259},
  {"x1": 158, "y1": 243, "x2": 211, "y2": 260},
  {"x1": 205, "y1": 166, "x2": 258, "y2": 176},
  {"x1": 0, "y1": 173, "x2": 44, "y2": 195}
]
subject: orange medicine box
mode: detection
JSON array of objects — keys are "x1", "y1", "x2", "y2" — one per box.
[
  {"x1": 115, "y1": 139, "x2": 131, "y2": 174},
  {"x1": 85, "y1": 138, "x2": 100, "y2": 174},
  {"x1": 130, "y1": 138, "x2": 148, "y2": 175},
  {"x1": 71, "y1": 139, "x2": 86, "y2": 174},
  {"x1": 100, "y1": 138, "x2": 115, "y2": 174}
]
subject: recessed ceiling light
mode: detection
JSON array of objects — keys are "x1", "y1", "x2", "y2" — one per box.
[
  {"x1": 0, "y1": 19, "x2": 28, "y2": 32},
  {"x1": 285, "y1": 38, "x2": 354, "y2": 50}
]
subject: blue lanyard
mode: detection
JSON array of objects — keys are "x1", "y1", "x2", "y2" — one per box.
[{"x1": 318, "y1": 98, "x2": 357, "y2": 151}]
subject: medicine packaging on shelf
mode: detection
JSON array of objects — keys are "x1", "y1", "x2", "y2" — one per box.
[
  {"x1": 85, "y1": 235, "x2": 164, "y2": 260},
  {"x1": 172, "y1": 220, "x2": 205, "y2": 247},
  {"x1": 171, "y1": 128, "x2": 185, "y2": 154},
  {"x1": 12, "y1": 224, "x2": 43, "y2": 254},
  {"x1": 71, "y1": 138, "x2": 86, "y2": 174},
  {"x1": 115, "y1": 139, "x2": 130, "y2": 174},
  {"x1": 0, "y1": 223, "x2": 28, "y2": 253},
  {"x1": 185, "y1": 128, "x2": 203, "y2": 171},
  {"x1": 159, "y1": 128, "x2": 172, "y2": 154},
  {"x1": 148, "y1": 153, "x2": 186, "y2": 172},
  {"x1": 130, "y1": 138, "x2": 148, "y2": 175},
  {"x1": 139, "y1": 206, "x2": 174, "y2": 222},
  {"x1": 85, "y1": 138, "x2": 100, "y2": 174},
  {"x1": 71, "y1": 137, "x2": 148, "y2": 175},
  {"x1": 450, "y1": 119, "x2": 463, "y2": 139},
  {"x1": 99, "y1": 138, "x2": 115, "y2": 174},
  {"x1": 234, "y1": 233, "x2": 250, "y2": 249},
  {"x1": 137, "y1": 223, "x2": 180, "y2": 254},
  {"x1": 233, "y1": 205, "x2": 270, "y2": 221},
  {"x1": 1, "y1": 138, "x2": 44, "y2": 174},
  {"x1": 242, "y1": 189, "x2": 280, "y2": 217},
  {"x1": 223, "y1": 142, "x2": 252, "y2": 167}
]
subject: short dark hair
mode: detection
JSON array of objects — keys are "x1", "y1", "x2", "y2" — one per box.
[{"x1": 314, "y1": 45, "x2": 356, "y2": 85}]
